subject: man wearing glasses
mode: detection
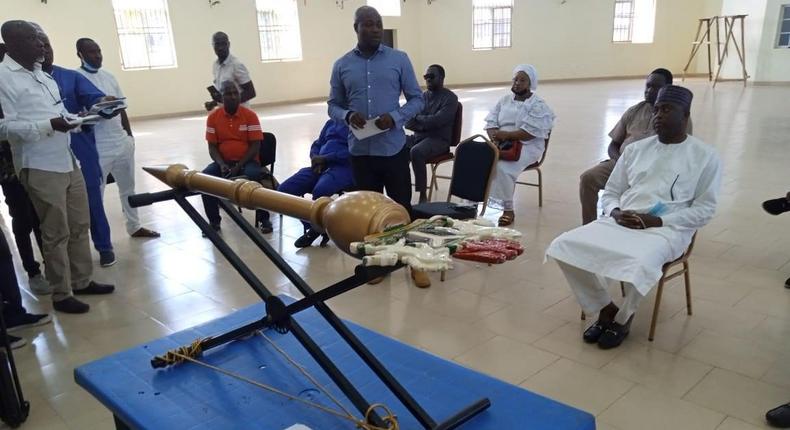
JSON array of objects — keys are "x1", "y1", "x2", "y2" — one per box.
[
  {"x1": 0, "y1": 21, "x2": 114, "y2": 314},
  {"x1": 405, "y1": 64, "x2": 459, "y2": 204}
]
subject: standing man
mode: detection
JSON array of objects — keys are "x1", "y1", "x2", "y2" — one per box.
[
  {"x1": 35, "y1": 26, "x2": 117, "y2": 267},
  {"x1": 0, "y1": 21, "x2": 114, "y2": 314},
  {"x1": 579, "y1": 69, "x2": 692, "y2": 225},
  {"x1": 76, "y1": 38, "x2": 160, "y2": 239},
  {"x1": 205, "y1": 32, "x2": 256, "y2": 111},
  {"x1": 405, "y1": 64, "x2": 459, "y2": 203},
  {"x1": 0, "y1": 42, "x2": 49, "y2": 294},
  {"x1": 328, "y1": 5, "x2": 426, "y2": 286}
]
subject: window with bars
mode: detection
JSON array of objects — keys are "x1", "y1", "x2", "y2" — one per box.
[
  {"x1": 111, "y1": 0, "x2": 177, "y2": 70},
  {"x1": 256, "y1": 0, "x2": 303, "y2": 62},
  {"x1": 777, "y1": 4, "x2": 790, "y2": 48},
  {"x1": 612, "y1": 0, "x2": 634, "y2": 42},
  {"x1": 612, "y1": 0, "x2": 655, "y2": 44},
  {"x1": 367, "y1": 0, "x2": 401, "y2": 17},
  {"x1": 473, "y1": 0, "x2": 513, "y2": 50}
]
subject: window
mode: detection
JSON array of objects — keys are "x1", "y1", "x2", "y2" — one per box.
[
  {"x1": 256, "y1": 0, "x2": 303, "y2": 62},
  {"x1": 473, "y1": 0, "x2": 513, "y2": 50},
  {"x1": 111, "y1": 0, "x2": 177, "y2": 70},
  {"x1": 612, "y1": 0, "x2": 655, "y2": 44},
  {"x1": 367, "y1": 0, "x2": 401, "y2": 17},
  {"x1": 777, "y1": 4, "x2": 790, "y2": 48}
]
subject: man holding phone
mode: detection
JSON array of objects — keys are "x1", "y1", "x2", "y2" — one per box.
[{"x1": 205, "y1": 32, "x2": 256, "y2": 111}]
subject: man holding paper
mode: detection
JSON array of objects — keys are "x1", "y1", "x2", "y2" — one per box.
[
  {"x1": 35, "y1": 25, "x2": 118, "y2": 267},
  {"x1": 327, "y1": 5, "x2": 427, "y2": 287},
  {"x1": 76, "y1": 38, "x2": 160, "y2": 240},
  {"x1": 0, "y1": 21, "x2": 114, "y2": 314},
  {"x1": 328, "y1": 5, "x2": 423, "y2": 213}
]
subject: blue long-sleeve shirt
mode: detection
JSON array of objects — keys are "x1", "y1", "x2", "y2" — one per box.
[
  {"x1": 309, "y1": 120, "x2": 351, "y2": 166},
  {"x1": 51, "y1": 65, "x2": 105, "y2": 181},
  {"x1": 328, "y1": 44, "x2": 423, "y2": 157}
]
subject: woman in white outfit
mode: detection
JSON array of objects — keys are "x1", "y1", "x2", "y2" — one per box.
[{"x1": 484, "y1": 64, "x2": 555, "y2": 226}]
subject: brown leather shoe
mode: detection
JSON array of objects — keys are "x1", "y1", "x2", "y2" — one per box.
[{"x1": 411, "y1": 268, "x2": 431, "y2": 288}]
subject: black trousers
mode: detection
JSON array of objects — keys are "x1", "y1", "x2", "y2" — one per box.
[
  {"x1": 1, "y1": 181, "x2": 42, "y2": 278},
  {"x1": 0, "y1": 229, "x2": 26, "y2": 319},
  {"x1": 350, "y1": 145, "x2": 412, "y2": 215}
]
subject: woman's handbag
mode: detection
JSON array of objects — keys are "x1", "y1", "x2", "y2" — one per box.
[{"x1": 497, "y1": 140, "x2": 522, "y2": 162}]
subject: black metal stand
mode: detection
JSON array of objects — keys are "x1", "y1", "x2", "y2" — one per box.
[
  {"x1": 0, "y1": 298, "x2": 29, "y2": 428},
  {"x1": 130, "y1": 189, "x2": 490, "y2": 429}
]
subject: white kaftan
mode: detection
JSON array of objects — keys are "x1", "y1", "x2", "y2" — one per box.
[
  {"x1": 484, "y1": 93, "x2": 555, "y2": 209},
  {"x1": 547, "y1": 135, "x2": 721, "y2": 297}
]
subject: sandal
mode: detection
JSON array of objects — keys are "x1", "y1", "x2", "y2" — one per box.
[
  {"x1": 763, "y1": 197, "x2": 790, "y2": 215},
  {"x1": 498, "y1": 212, "x2": 515, "y2": 227},
  {"x1": 131, "y1": 227, "x2": 161, "y2": 238}
]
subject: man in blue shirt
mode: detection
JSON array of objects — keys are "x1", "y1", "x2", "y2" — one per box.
[
  {"x1": 328, "y1": 6, "x2": 423, "y2": 213},
  {"x1": 328, "y1": 6, "x2": 430, "y2": 288},
  {"x1": 38, "y1": 28, "x2": 117, "y2": 267},
  {"x1": 278, "y1": 119, "x2": 354, "y2": 248}
]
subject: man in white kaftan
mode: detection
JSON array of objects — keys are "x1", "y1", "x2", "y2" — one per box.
[{"x1": 546, "y1": 85, "x2": 721, "y2": 349}]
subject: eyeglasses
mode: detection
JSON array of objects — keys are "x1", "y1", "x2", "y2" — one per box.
[{"x1": 423, "y1": 73, "x2": 436, "y2": 80}]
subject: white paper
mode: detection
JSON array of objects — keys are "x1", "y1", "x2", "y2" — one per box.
[
  {"x1": 350, "y1": 117, "x2": 387, "y2": 141},
  {"x1": 283, "y1": 425, "x2": 312, "y2": 430},
  {"x1": 65, "y1": 114, "x2": 103, "y2": 126}
]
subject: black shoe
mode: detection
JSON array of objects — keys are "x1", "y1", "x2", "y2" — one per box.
[
  {"x1": 53, "y1": 297, "x2": 90, "y2": 314},
  {"x1": 73, "y1": 281, "x2": 115, "y2": 295},
  {"x1": 6, "y1": 313, "x2": 52, "y2": 333},
  {"x1": 582, "y1": 320, "x2": 609, "y2": 344},
  {"x1": 319, "y1": 234, "x2": 330, "y2": 247},
  {"x1": 785, "y1": 277, "x2": 790, "y2": 289},
  {"x1": 99, "y1": 250, "x2": 116, "y2": 267},
  {"x1": 767, "y1": 403, "x2": 790, "y2": 428},
  {"x1": 256, "y1": 219, "x2": 273, "y2": 235},
  {"x1": 202, "y1": 223, "x2": 221, "y2": 238},
  {"x1": 4, "y1": 335, "x2": 26, "y2": 350},
  {"x1": 294, "y1": 229, "x2": 321, "y2": 248},
  {"x1": 597, "y1": 319, "x2": 632, "y2": 350}
]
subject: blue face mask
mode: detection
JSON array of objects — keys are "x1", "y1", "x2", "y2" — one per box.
[{"x1": 80, "y1": 60, "x2": 99, "y2": 73}]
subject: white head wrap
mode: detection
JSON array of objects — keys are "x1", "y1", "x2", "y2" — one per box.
[{"x1": 512, "y1": 64, "x2": 538, "y2": 91}]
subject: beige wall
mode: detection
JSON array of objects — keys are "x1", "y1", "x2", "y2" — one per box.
[
  {"x1": 413, "y1": 0, "x2": 714, "y2": 86},
  {"x1": 2, "y1": 0, "x2": 726, "y2": 118}
]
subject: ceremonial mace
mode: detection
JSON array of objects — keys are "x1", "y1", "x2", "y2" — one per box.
[
  {"x1": 143, "y1": 163, "x2": 411, "y2": 254},
  {"x1": 134, "y1": 164, "x2": 492, "y2": 430}
]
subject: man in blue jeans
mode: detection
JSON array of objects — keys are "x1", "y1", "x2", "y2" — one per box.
[
  {"x1": 202, "y1": 80, "x2": 271, "y2": 234},
  {"x1": 278, "y1": 119, "x2": 354, "y2": 247}
]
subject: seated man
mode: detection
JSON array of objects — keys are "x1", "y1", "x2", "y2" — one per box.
[
  {"x1": 278, "y1": 119, "x2": 354, "y2": 248},
  {"x1": 547, "y1": 86, "x2": 721, "y2": 349},
  {"x1": 579, "y1": 68, "x2": 692, "y2": 225},
  {"x1": 405, "y1": 64, "x2": 458, "y2": 203},
  {"x1": 202, "y1": 80, "x2": 272, "y2": 234}
]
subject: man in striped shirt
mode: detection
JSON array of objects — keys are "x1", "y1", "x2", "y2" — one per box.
[{"x1": 202, "y1": 80, "x2": 271, "y2": 234}]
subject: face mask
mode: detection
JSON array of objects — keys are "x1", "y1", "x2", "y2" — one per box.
[{"x1": 79, "y1": 54, "x2": 99, "y2": 73}]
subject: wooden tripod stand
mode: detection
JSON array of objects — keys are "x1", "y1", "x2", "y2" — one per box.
[{"x1": 682, "y1": 15, "x2": 749, "y2": 87}]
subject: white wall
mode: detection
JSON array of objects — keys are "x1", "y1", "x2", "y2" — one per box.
[
  {"x1": 754, "y1": 0, "x2": 790, "y2": 82},
  {"x1": 2, "y1": 0, "x2": 725, "y2": 118}
]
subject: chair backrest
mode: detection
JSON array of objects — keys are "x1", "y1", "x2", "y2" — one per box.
[
  {"x1": 447, "y1": 134, "x2": 498, "y2": 203},
  {"x1": 260, "y1": 132, "x2": 277, "y2": 170},
  {"x1": 526, "y1": 130, "x2": 551, "y2": 170},
  {"x1": 450, "y1": 103, "x2": 463, "y2": 147}
]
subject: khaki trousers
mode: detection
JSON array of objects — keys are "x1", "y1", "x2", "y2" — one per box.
[
  {"x1": 19, "y1": 166, "x2": 93, "y2": 301},
  {"x1": 579, "y1": 159, "x2": 616, "y2": 225}
]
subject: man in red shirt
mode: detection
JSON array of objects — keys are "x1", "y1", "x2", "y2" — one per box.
[{"x1": 202, "y1": 80, "x2": 272, "y2": 234}]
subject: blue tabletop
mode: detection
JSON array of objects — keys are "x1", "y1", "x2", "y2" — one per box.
[{"x1": 75, "y1": 297, "x2": 596, "y2": 430}]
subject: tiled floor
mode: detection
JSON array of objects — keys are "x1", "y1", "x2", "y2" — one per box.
[{"x1": 1, "y1": 78, "x2": 789, "y2": 429}]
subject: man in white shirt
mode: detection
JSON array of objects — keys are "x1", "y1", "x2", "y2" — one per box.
[
  {"x1": 546, "y1": 86, "x2": 721, "y2": 349},
  {"x1": 0, "y1": 21, "x2": 114, "y2": 314},
  {"x1": 76, "y1": 38, "x2": 159, "y2": 239},
  {"x1": 204, "y1": 32, "x2": 256, "y2": 111}
]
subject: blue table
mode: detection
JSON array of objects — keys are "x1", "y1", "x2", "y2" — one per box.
[{"x1": 75, "y1": 298, "x2": 596, "y2": 429}]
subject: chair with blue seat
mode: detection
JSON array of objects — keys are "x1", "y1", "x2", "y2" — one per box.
[{"x1": 426, "y1": 103, "x2": 464, "y2": 201}]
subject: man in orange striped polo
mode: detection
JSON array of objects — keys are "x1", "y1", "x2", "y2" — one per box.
[{"x1": 202, "y1": 80, "x2": 272, "y2": 234}]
